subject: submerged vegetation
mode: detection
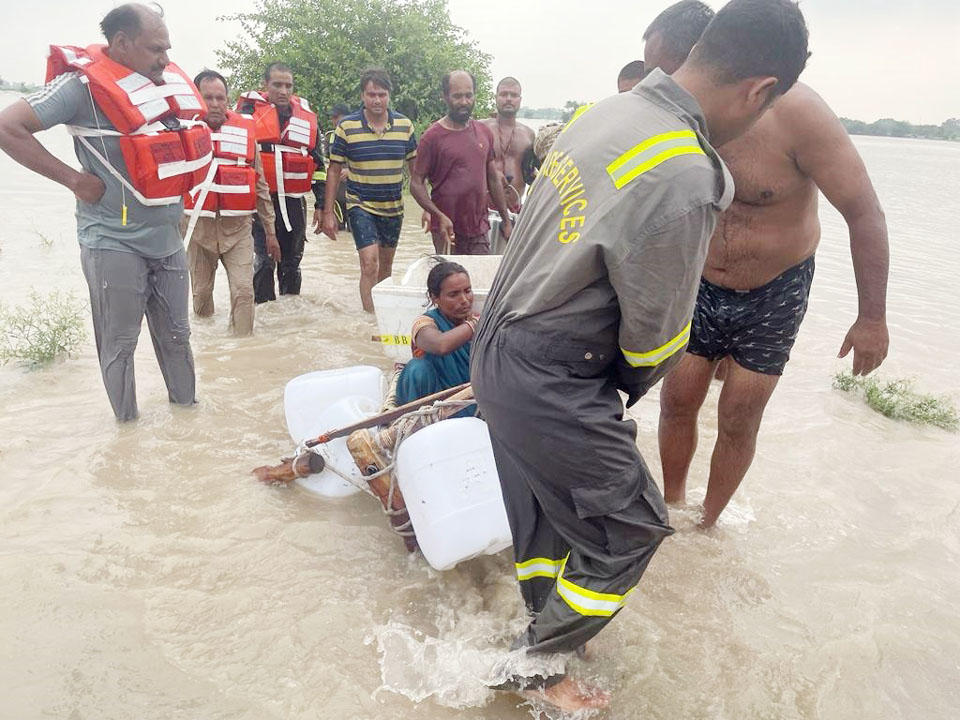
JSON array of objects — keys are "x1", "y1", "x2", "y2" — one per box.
[
  {"x1": 0, "y1": 291, "x2": 87, "y2": 368},
  {"x1": 834, "y1": 371, "x2": 959, "y2": 431}
]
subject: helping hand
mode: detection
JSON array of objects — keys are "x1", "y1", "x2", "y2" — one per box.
[
  {"x1": 838, "y1": 317, "x2": 889, "y2": 376},
  {"x1": 321, "y1": 211, "x2": 338, "y2": 241},
  {"x1": 265, "y1": 234, "x2": 282, "y2": 262}
]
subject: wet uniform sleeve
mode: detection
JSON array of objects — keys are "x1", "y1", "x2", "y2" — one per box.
[
  {"x1": 310, "y1": 128, "x2": 326, "y2": 210},
  {"x1": 25, "y1": 73, "x2": 86, "y2": 129},
  {"x1": 607, "y1": 204, "x2": 714, "y2": 406},
  {"x1": 252, "y1": 145, "x2": 276, "y2": 229}
]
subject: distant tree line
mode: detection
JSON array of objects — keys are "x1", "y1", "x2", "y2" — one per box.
[
  {"x1": 841, "y1": 117, "x2": 960, "y2": 142},
  {"x1": 0, "y1": 77, "x2": 41, "y2": 94},
  {"x1": 518, "y1": 107, "x2": 563, "y2": 120}
]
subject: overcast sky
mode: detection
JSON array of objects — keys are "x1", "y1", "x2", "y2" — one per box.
[{"x1": 2, "y1": 0, "x2": 957, "y2": 124}]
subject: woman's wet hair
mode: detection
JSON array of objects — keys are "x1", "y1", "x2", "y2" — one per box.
[{"x1": 425, "y1": 256, "x2": 469, "y2": 302}]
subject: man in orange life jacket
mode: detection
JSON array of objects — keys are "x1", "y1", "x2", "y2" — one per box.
[
  {"x1": 180, "y1": 70, "x2": 277, "y2": 336},
  {"x1": 0, "y1": 3, "x2": 203, "y2": 421},
  {"x1": 237, "y1": 63, "x2": 324, "y2": 304}
]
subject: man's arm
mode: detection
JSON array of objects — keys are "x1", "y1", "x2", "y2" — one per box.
[
  {"x1": 252, "y1": 146, "x2": 281, "y2": 261},
  {"x1": 790, "y1": 86, "x2": 889, "y2": 375},
  {"x1": 320, "y1": 124, "x2": 349, "y2": 240},
  {"x1": 0, "y1": 99, "x2": 104, "y2": 203},
  {"x1": 320, "y1": 160, "x2": 343, "y2": 239},
  {"x1": 608, "y1": 207, "x2": 713, "y2": 406},
  {"x1": 486, "y1": 158, "x2": 512, "y2": 240}
]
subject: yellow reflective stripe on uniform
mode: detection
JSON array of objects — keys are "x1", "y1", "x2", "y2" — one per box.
[
  {"x1": 621, "y1": 321, "x2": 691, "y2": 368},
  {"x1": 607, "y1": 130, "x2": 705, "y2": 190},
  {"x1": 562, "y1": 103, "x2": 594, "y2": 133},
  {"x1": 515, "y1": 556, "x2": 564, "y2": 581},
  {"x1": 556, "y1": 574, "x2": 633, "y2": 617}
]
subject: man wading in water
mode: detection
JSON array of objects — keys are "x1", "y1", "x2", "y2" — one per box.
[
  {"x1": 652, "y1": 0, "x2": 891, "y2": 528},
  {"x1": 480, "y1": 77, "x2": 535, "y2": 213},
  {"x1": 470, "y1": 0, "x2": 810, "y2": 710},
  {"x1": 0, "y1": 3, "x2": 200, "y2": 421}
]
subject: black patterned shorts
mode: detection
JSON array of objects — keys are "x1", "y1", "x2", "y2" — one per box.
[{"x1": 687, "y1": 256, "x2": 815, "y2": 376}]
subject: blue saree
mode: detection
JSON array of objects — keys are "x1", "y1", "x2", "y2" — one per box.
[{"x1": 395, "y1": 307, "x2": 474, "y2": 416}]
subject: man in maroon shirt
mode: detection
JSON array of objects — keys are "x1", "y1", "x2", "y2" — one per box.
[{"x1": 410, "y1": 70, "x2": 513, "y2": 255}]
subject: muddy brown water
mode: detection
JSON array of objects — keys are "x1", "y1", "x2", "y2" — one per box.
[{"x1": 1, "y1": 92, "x2": 958, "y2": 719}]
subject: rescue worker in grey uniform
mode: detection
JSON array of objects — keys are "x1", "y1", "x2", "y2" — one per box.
[
  {"x1": 470, "y1": 0, "x2": 810, "y2": 709},
  {"x1": 0, "y1": 4, "x2": 196, "y2": 421}
]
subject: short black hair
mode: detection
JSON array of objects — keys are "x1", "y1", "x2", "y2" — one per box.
[
  {"x1": 617, "y1": 60, "x2": 646, "y2": 83},
  {"x1": 426, "y1": 258, "x2": 470, "y2": 301},
  {"x1": 263, "y1": 62, "x2": 293, "y2": 84},
  {"x1": 643, "y1": 1, "x2": 715, "y2": 70},
  {"x1": 496, "y1": 76, "x2": 522, "y2": 93},
  {"x1": 330, "y1": 103, "x2": 351, "y2": 119},
  {"x1": 688, "y1": 0, "x2": 809, "y2": 97},
  {"x1": 194, "y1": 70, "x2": 228, "y2": 94},
  {"x1": 360, "y1": 68, "x2": 392, "y2": 93},
  {"x1": 100, "y1": 3, "x2": 161, "y2": 43},
  {"x1": 442, "y1": 70, "x2": 476, "y2": 96}
]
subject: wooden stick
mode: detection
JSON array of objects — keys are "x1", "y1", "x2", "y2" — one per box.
[{"x1": 305, "y1": 382, "x2": 472, "y2": 447}]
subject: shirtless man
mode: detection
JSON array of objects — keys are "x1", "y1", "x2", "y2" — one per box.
[
  {"x1": 651, "y1": 5, "x2": 890, "y2": 528},
  {"x1": 480, "y1": 77, "x2": 535, "y2": 212}
]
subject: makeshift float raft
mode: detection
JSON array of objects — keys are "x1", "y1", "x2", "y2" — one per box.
[{"x1": 255, "y1": 255, "x2": 512, "y2": 571}]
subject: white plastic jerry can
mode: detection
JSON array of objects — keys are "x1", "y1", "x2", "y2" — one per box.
[
  {"x1": 395, "y1": 417, "x2": 513, "y2": 570},
  {"x1": 283, "y1": 365, "x2": 384, "y2": 444},
  {"x1": 294, "y1": 395, "x2": 380, "y2": 498}
]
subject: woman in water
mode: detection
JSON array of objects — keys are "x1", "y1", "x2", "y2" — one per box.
[{"x1": 395, "y1": 259, "x2": 477, "y2": 411}]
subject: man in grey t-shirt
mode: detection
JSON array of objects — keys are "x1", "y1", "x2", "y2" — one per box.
[{"x1": 0, "y1": 4, "x2": 196, "y2": 421}]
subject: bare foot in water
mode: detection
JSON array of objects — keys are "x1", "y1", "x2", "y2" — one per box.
[{"x1": 520, "y1": 676, "x2": 610, "y2": 712}]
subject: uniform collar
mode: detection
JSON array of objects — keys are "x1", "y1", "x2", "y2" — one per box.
[{"x1": 633, "y1": 69, "x2": 710, "y2": 141}]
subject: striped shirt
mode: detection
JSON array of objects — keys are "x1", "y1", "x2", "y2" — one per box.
[{"x1": 330, "y1": 109, "x2": 417, "y2": 217}]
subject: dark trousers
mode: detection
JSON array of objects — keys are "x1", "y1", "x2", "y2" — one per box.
[
  {"x1": 472, "y1": 327, "x2": 674, "y2": 688},
  {"x1": 253, "y1": 194, "x2": 307, "y2": 303}
]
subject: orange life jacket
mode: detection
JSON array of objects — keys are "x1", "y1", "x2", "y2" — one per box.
[
  {"x1": 184, "y1": 111, "x2": 258, "y2": 219},
  {"x1": 46, "y1": 44, "x2": 212, "y2": 206},
  {"x1": 236, "y1": 91, "x2": 317, "y2": 197}
]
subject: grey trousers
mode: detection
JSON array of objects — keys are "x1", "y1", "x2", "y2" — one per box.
[
  {"x1": 472, "y1": 325, "x2": 674, "y2": 689},
  {"x1": 80, "y1": 246, "x2": 196, "y2": 421}
]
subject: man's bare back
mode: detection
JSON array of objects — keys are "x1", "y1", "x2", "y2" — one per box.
[
  {"x1": 706, "y1": 83, "x2": 879, "y2": 290},
  {"x1": 481, "y1": 116, "x2": 534, "y2": 208}
]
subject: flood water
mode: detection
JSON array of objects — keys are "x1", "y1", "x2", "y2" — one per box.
[{"x1": 1, "y1": 92, "x2": 958, "y2": 719}]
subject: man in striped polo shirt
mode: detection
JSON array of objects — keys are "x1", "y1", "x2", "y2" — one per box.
[{"x1": 320, "y1": 68, "x2": 417, "y2": 312}]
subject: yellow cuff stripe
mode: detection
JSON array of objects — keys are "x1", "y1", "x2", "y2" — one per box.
[
  {"x1": 621, "y1": 321, "x2": 691, "y2": 368},
  {"x1": 556, "y1": 574, "x2": 635, "y2": 617},
  {"x1": 515, "y1": 556, "x2": 565, "y2": 581}
]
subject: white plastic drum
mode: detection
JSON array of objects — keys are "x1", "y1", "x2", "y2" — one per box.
[
  {"x1": 284, "y1": 365, "x2": 384, "y2": 444},
  {"x1": 294, "y1": 395, "x2": 379, "y2": 498},
  {"x1": 396, "y1": 417, "x2": 513, "y2": 570}
]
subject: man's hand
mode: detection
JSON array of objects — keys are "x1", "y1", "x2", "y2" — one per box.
[
  {"x1": 321, "y1": 210, "x2": 338, "y2": 241},
  {"x1": 421, "y1": 209, "x2": 431, "y2": 233},
  {"x1": 71, "y1": 172, "x2": 106, "y2": 204},
  {"x1": 265, "y1": 233, "x2": 282, "y2": 262},
  {"x1": 838, "y1": 317, "x2": 888, "y2": 376},
  {"x1": 500, "y1": 216, "x2": 512, "y2": 242},
  {"x1": 438, "y1": 213, "x2": 455, "y2": 251},
  {"x1": 312, "y1": 208, "x2": 323, "y2": 235}
]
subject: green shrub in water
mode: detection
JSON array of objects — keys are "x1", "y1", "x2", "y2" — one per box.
[
  {"x1": 0, "y1": 291, "x2": 87, "y2": 368},
  {"x1": 833, "y1": 370, "x2": 959, "y2": 431}
]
